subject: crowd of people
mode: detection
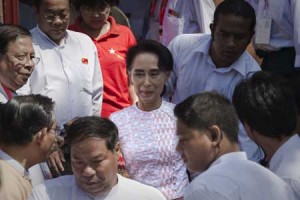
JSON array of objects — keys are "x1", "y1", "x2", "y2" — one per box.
[{"x1": 0, "y1": 0, "x2": 299, "y2": 199}]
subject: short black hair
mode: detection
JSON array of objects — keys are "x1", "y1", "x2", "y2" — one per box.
[
  {"x1": 233, "y1": 71, "x2": 297, "y2": 139},
  {"x1": 126, "y1": 39, "x2": 173, "y2": 72},
  {"x1": 66, "y1": 116, "x2": 118, "y2": 152},
  {"x1": 74, "y1": 0, "x2": 117, "y2": 11},
  {"x1": 213, "y1": 0, "x2": 256, "y2": 34},
  {"x1": 33, "y1": 0, "x2": 71, "y2": 9},
  {"x1": 0, "y1": 94, "x2": 55, "y2": 145},
  {"x1": 0, "y1": 24, "x2": 31, "y2": 57},
  {"x1": 174, "y1": 91, "x2": 239, "y2": 143}
]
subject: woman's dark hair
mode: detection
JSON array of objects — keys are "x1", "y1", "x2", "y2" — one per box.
[
  {"x1": 0, "y1": 24, "x2": 31, "y2": 57},
  {"x1": 126, "y1": 39, "x2": 173, "y2": 72},
  {"x1": 0, "y1": 94, "x2": 55, "y2": 145},
  {"x1": 74, "y1": 0, "x2": 117, "y2": 11}
]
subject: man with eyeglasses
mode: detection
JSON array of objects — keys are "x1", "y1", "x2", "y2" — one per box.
[
  {"x1": 18, "y1": 0, "x2": 104, "y2": 176},
  {"x1": 18, "y1": 0, "x2": 103, "y2": 128},
  {"x1": 0, "y1": 24, "x2": 38, "y2": 103},
  {"x1": 0, "y1": 94, "x2": 57, "y2": 200}
]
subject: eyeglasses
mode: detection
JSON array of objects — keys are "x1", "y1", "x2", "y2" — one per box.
[
  {"x1": 81, "y1": 5, "x2": 110, "y2": 15},
  {"x1": 13, "y1": 54, "x2": 40, "y2": 65},
  {"x1": 42, "y1": 10, "x2": 70, "y2": 23}
]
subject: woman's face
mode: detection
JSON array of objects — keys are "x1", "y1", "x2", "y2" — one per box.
[
  {"x1": 80, "y1": 4, "x2": 110, "y2": 30},
  {"x1": 0, "y1": 36, "x2": 36, "y2": 91},
  {"x1": 129, "y1": 52, "x2": 169, "y2": 111}
]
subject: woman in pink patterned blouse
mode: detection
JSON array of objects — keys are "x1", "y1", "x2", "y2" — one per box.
[{"x1": 110, "y1": 40, "x2": 188, "y2": 200}]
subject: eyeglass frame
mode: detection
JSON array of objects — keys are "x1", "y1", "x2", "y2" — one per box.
[
  {"x1": 41, "y1": 10, "x2": 70, "y2": 23},
  {"x1": 5, "y1": 53, "x2": 40, "y2": 66}
]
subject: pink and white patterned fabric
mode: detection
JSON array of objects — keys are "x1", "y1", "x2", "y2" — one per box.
[{"x1": 110, "y1": 101, "x2": 188, "y2": 199}]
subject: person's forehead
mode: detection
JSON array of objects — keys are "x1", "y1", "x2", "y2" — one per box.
[
  {"x1": 7, "y1": 37, "x2": 34, "y2": 53},
  {"x1": 71, "y1": 137, "x2": 108, "y2": 150},
  {"x1": 40, "y1": 0, "x2": 70, "y2": 10},
  {"x1": 177, "y1": 120, "x2": 192, "y2": 135},
  {"x1": 215, "y1": 13, "x2": 252, "y2": 31}
]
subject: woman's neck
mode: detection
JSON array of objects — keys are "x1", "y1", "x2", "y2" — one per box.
[
  {"x1": 80, "y1": 21, "x2": 110, "y2": 39},
  {"x1": 137, "y1": 99, "x2": 163, "y2": 112}
]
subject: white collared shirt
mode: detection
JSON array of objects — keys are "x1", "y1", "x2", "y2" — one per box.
[
  {"x1": 146, "y1": 0, "x2": 215, "y2": 46},
  {"x1": 245, "y1": 0, "x2": 300, "y2": 67},
  {"x1": 269, "y1": 134, "x2": 300, "y2": 199},
  {"x1": 182, "y1": 0, "x2": 215, "y2": 34},
  {"x1": 165, "y1": 34, "x2": 260, "y2": 104},
  {"x1": 184, "y1": 152, "x2": 295, "y2": 200},
  {"x1": 18, "y1": 26, "x2": 103, "y2": 127},
  {"x1": 165, "y1": 34, "x2": 263, "y2": 162},
  {"x1": 30, "y1": 174, "x2": 166, "y2": 200}
]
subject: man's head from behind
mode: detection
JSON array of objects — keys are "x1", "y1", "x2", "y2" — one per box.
[
  {"x1": 175, "y1": 92, "x2": 239, "y2": 173},
  {"x1": 233, "y1": 71, "x2": 297, "y2": 143},
  {"x1": 0, "y1": 94, "x2": 56, "y2": 168},
  {"x1": 33, "y1": 0, "x2": 70, "y2": 45},
  {"x1": 66, "y1": 116, "x2": 119, "y2": 196},
  {"x1": 209, "y1": 0, "x2": 255, "y2": 67}
]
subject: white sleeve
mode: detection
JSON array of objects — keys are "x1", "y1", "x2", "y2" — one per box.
[
  {"x1": 183, "y1": 0, "x2": 215, "y2": 34},
  {"x1": 163, "y1": 37, "x2": 179, "y2": 100},
  {"x1": 91, "y1": 50, "x2": 103, "y2": 116}
]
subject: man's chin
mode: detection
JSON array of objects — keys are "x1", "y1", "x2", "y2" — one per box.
[{"x1": 81, "y1": 182, "x2": 108, "y2": 196}]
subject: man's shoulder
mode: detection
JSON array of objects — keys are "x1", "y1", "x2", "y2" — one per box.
[
  {"x1": 30, "y1": 175, "x2": 74, "y2": 199},
  {"x1": 170, "y1": 33, "x2": 210, "y2": 50},
  {"x1": 65, "y1": 30, "x2": 95, "y2": 45},
  {"x1": 34, "y1": 175, "x2": 74, "y2": 191},
  {"x1": 117, "y1": 175, "x2": 166, "y2": 199}
]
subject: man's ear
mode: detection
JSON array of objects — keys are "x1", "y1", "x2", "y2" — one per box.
[
  {"x1": 247, "y1": 31, "x2": 255, "y2": 45},
  {"x1": 243, "y1": 122, "x2": 255, "y2": 140},
  {"x1": 114, "y1": 142, "x2": 120, "y2": 153},
  {"x1": 33, "y1": 127, "x2": 48, "y2": 145},
  {"x1": 33, "y1": 5, "x2": 39, "y2": 14},
  {"x1": 208, "y1": 125, "x2": 222, "y2": 147}
]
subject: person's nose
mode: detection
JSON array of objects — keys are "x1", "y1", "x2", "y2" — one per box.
[
  {"x1": 24, "y1": 59, "x2": 35, "y2": 72},
  {"x1": 226, "y1": 35, "x2": 236, "y2": 48},
  {"x1": 52, "y1": 16, "x2": 64, "y2": 25},
  {"x1": 143, "y1": 74, "x2": 151, "y2": 87},
  {"x1": 82, "y1": 165, "x2": 96, "y2": 177}
]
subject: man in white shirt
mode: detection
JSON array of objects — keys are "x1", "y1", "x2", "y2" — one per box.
[
  {"x1": 245, "y1": 0, "x2": 300, "y2": 74},
  {"x1": 0, "y1": 95, "x2": 57, "y2": 200},
  {"x1": 146, "y1": 0, "x2": 218, "y2": 46},
  {"x1": 30, "y1": 116, "x2": 166, "y2": 200},
  {"x1": 233, "y1": 71, "x2": 300, "y2": 199},
  {"x1": 18, "y1": 0, "x2": 103, "y2": 128},
  {"x1": 174, "y1": 91, "x2": 294, "y2": 200},
  {"x1": 164, "y1": 0, "x2": 262, "y2": 162},
  {"x1": 17, "y1": 0, "x2": 103, "y2": 183}
]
